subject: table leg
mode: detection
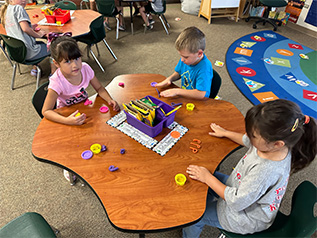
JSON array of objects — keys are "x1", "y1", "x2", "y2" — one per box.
[{"x1": 129, "y1": 2, "x2": 134, "y2": 35}]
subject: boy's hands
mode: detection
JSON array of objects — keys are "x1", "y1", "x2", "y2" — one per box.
[
  {"x1": 186, "y1": 165, "x2": 211, "y2": 184},
  {"x1": 108, "y1": 100, "x2": 120, "y2": 112},
  {"x1": 160, "y1": 88, "x2": 180, "y2": 97},
  {"x1": 209, "y1": 123, "x2": 228, "y2": 137},
  {"x1": 66, "y1": 110, "x2": 86, "y2": 125},
  {"x1": 155, "y1": 78, "x2": 172, "y2": 88}
]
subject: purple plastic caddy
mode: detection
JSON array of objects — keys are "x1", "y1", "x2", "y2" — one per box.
[{"x1": 124, "y1": 96, "x2": 176, "y2": 137}]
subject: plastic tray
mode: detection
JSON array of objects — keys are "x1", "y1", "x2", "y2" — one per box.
[{"x1": 124, "y1": 95, "x2": 176, "y2": 137}]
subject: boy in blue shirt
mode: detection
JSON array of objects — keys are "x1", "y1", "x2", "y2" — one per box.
[{"x1": 155, "y1": 26, "x2": 213, "y2": 99}]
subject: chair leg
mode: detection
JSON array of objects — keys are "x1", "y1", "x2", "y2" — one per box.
[
  {"x1": 36, "y1": 65, "x2": 41, "y2": 89},
  {"x1": 159, "y1": 15, "x2": 169, "y2": 35},
  {"x1": 162, "y1": 14, "x2": 170, "y2": 28},
  {"x1": 0, "y1": 43, "x2": 13, "y2": 67},
  {"x1": 17, "y1": 63, "x2": 21, "y2": 75},
  {"x1": 90, "y1": 49, "x2": 105, "y2": 72},
  {"x1": 144, "y1": 14, "x2": 149, "y2": 34},
  {"x1": 11, "y1": 63, "x2": 17, "y2": 90},
  {"x1": 103, "y1": 39, "x2": 118, "y2": 61},
  {"x1": 95, "y1": 43, "x2": 100, "y2": 57},
  {"x1": 116, "y1": 17, "x2": 119, "y2": 40}
]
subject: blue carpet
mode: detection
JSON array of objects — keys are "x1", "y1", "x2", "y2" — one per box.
[{"x1": 226, "y1": 30, "x2": 317, "y2": 118}]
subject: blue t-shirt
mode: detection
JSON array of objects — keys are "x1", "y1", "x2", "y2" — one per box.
[{"x1": 174, "y1": 54, "x2": 213, "y2": 97}]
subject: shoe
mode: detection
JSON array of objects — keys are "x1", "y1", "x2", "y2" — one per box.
[
  {"x1": 149, "y1": 19, "x2": 155, "y2": 25},
  {"x1": 30, "y1": 69, "x2": 37, "y2": 77},
  {"x1": 118, "y1": 25, "x2": 125, "y2": 31},
  {"x1": 133, "y1": 8, "x2": 139, "y2": 16},
  {"x1": 63, "y1": 169, "x2": 77, "y2": 183},
  {"x1": 146, "y1": 24, "x2": 153, "y2": 30},
  {"x1": 104, "y1": 21, "x2": 111, "y2": 31}
]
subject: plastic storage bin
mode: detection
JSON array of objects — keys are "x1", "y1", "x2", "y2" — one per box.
[
  {"x1": 44, "y1": 9, "x2": 71, "y2": 24},
  {"x1": 124, "y1": 96, "x2": 176, "y2": 137}
]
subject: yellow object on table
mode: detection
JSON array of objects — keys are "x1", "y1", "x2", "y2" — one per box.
[{"x1": 175, "y1": 173, "x2": 187, "y2": 186}]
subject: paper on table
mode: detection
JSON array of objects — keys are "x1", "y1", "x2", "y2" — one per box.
[{"x1": 37, "y1": 10, "x2": 75, "y2": 26}]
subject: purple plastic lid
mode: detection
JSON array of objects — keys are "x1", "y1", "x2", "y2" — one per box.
[
  {"x1": 151, "y1": 82, "x2": 157, "y2": 87},
  {"x1": 81, "y1": 150, "x2": 93, "y2": 160}
]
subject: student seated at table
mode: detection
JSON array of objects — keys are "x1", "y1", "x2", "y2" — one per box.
[
  {"x1": 139, "y1": 0, "x2": 163, "y2": 30},
  {"x1": 155, "y1": 27, "x2": 213, "y2": 99},
  {"x1": 0, "y1": 0, "x2": 56, "y2": 76},
  {"x1": 42, "y1": 34, "x2": 120, "y2": 125}
]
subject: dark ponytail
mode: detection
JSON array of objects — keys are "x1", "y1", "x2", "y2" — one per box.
[{"x1": 245, "y1": 99, "x2": 317, "y2": 173}]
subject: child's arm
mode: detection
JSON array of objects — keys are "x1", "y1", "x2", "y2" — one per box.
[
  {"x1": 209, "y1": 123, "x2": 244, "y2": 146},
  {"x1": 186, "y1": 165, "x2": 226, "y2": 199},
  {"x1": 19, "y1": 21, "x2": 46, "y2": 38},
  {"x1": 90, "y1": 76, "x2": 120, "y2": 112},
  {"x1": 155, "y1": 71, "x2": 180, "y2": 88},
  {"x1": 160, "y1": 88, "x2": 206, "y2": 100},
  {"x1": 42, "y1": 89, "x2": 87, "y2": 125}
]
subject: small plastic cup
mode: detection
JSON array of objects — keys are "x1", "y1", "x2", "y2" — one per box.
[
  {"x1": 90, "y1": 143, "x2": 101, "y2": 154},
  {"x1": 186, "y1": 103, "x2": 195, "y2": 111},
  {"x1": 175, "y1": 173, "x2": 187, "y2": 186}
]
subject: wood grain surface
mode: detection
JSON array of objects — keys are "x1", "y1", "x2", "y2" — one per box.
[
  {"x1": 32, "y1": 74, "x2": 245, "y2": 232},
  {"x1": 0, "y1": 9, "x2": 100, "y2": 36}
]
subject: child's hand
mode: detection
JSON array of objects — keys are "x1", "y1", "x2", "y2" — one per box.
[
  {"x1": 155, "y1": 79, "x2": 171, "y2": 88},
  {"x1": 209, "y1": 123, "x2": 228, "y2": 137},
  {"x1": 108, "y1": 100, "x2": 120, "y2": 112},
  {"x1": 32, "y1": 24, "x2": 38, "y2": 30},
  {"x1": 186, "y1": 165, "x2": 211, "y2": 184},
  {"x1": 66, "y1": 110, "x2": 86, "y2": 125},
  {"x1": 160, "y1": 88, "x2": 179, "y2": 98}
]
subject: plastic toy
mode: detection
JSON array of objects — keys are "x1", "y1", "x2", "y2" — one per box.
[
  {"x1": 171, "y1": 102, "x2": 183, "y2": 107},
  {"x1": 193, "y1": 139, "x2": 201, "y2": 144},
  {"x1": 155, "y1": 88, "x2": 161, "y2": 98},
  {"x1": 150, "y1": 82, "x2": 157, "y2": 87},
  {"x1": 186, "y1": 103, "x2": 195, "y2": 111},
  {"x1": 99, "y1": 106, "x2": 109, "y2": 113},
  {"x1": 120, "y1": 149, "x2": 125, "y2": 154},
  {"x1": 118, "y1": 82, "x2": 124, "y2": 87},
  {"x1": 101, "y1": 145, "x2": 107, "y2": 152},
  {"x1": 84, "y1": 99, "x2": 92, "y2": 105},
  {"x1": 109, "y1": 165, "x2": 119, "y2": 172},
  {"x1": 190, "y1": 147, "x2": 198, "y2": 153},
  {"x1": 175, "y1": 173, "x2": 186, "y2": 186},
  {"x1": 190, "y1": 142, "x2": 201, "y2": 148},
  {"x1": 81, "y1": 150, "x2": 93, "y2": 160},
  {"x1": 75, "y1": 112, "x2": 81, "y2": 117},
  {"x1": 90, "y1": 143, "x2": 101, "y2": 154}
]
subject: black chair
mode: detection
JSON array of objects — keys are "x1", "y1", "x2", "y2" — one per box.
[
  {"x1": 219, "y1": 180, "x2": 317, "y2": 238},
  {"x1": 0, "y1": 212, "x2": 59, "y2": 237},
  {"x1": 144, "y1": 0, "x2": 170, "y2": 35},
  {"x1": 209, "y1": 69, "x2": 222, "y2": 99},
  {"x1": 73, "y1": 15, "x2": 117, "y2": 72},
  {"x1": 0, "y1": 34, "x2": 49, "y2": 90},
  {"x1": 0, "y1": 35, "x2": 13, "y2": 67},
  {"x1": 246, "y1": 0, "x2": 288, "y2": 31},
  {"x1": 55, "y1": 0, "x2": 77, "y2": 10}
]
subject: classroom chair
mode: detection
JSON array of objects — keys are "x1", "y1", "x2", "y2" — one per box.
[
  {"x1": 0, "y1": 35, "x2": 13, "y2": 67},
  {"x1": 80, "y1": 0, "x2": 89, "y2": 9},
  {"x1": 55, "y1": 0, "x2": 77, "y2": 10},
  {"x1": 0, "y1": 34, "x2": 49, "y2": 90},
  {"x1": 144, "y1": 0, "x2": 170, "y2": 35},
  {"x1": 0, "y1": 212, "x2": 59, "y2": 238},
  {"x1": 209, "y1": 69, "x2": 222, "y2": 99},
  {"x1": 245, "y1": 0, "x2": 288, "y2": 31},
  {"x1": 73, "y1": 15, "x2": 118, "y2": 72},
  {"x1": 218, "y1": 180, "x2": 317, "y2": 238},
  {"x1": 95, "y1": 0, "x2": 124, "y2": 40}
]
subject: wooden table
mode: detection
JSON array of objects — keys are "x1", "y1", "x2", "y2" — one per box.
[
  {"x1": 0, "y1": 8, "x2": 101, "y2": 37},
  {"x1": 32, "y1": 74, "x2": 245, "y2": 233}
]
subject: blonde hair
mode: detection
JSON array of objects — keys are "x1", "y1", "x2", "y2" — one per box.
[
  {"x1": 175, "y1": 26, "x2": 206, "y2": 53},
  {"x1": 0, "y1": 0, "x2": 10, "y2": 27}
]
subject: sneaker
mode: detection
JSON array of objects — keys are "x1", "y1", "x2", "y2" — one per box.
[
  {"x1": 30, "y1": 69, "x2": 37, "y2": 77},
  {"x1": 104, "y1": 21, "x2": 111, "y2": 31},
  {"x1": 118, "y1": 25, "x2": 125, "y2": 31},
  {"x1": 149, "y1": 19, "x2": 155, "y2": 25},
  {"x1": 63, "y1": 169, "x2": 77, "y2": 183},
  {"x1": 146, "y1": 24, "x2": 153, "y2": 30}
]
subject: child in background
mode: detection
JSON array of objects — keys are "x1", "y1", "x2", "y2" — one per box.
[
  {"x1": 184, "y1": 99, "x2": 316, "y2": 237},
  {"x1": 42, "y1": 35, "x2": 120, "y2": 125},
  {"x1": 155, "y1": 27, "x2": 213, "y2": 99},
  {"x1": 139, "y1": 0, "x2": 163, "y2": 30},
  {"x1": 0, "y1": 0, "x2": 55, "y2": 76}
]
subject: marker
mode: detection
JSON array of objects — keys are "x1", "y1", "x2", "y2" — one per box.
[{"x1": 165, "y1": 105, "x2": 182, "y2": 116}]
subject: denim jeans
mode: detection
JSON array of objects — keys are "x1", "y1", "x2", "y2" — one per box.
[{"x1": 182, "y1": 171, "x2": 229, "y2": 238}]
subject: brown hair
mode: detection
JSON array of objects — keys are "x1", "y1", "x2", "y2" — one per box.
[
  {"x1": 50, "y1": 35, "x2": 82, "y2": 63},
  {"x1": 175, "y1": 26, "x2": 206, "y2": 53},
  {"x1": 245, "y1": 99, "x2": 317, "y2": 173},
  {"x1": 0, "y1": 0, "x2": 10, "y2": 27}
]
